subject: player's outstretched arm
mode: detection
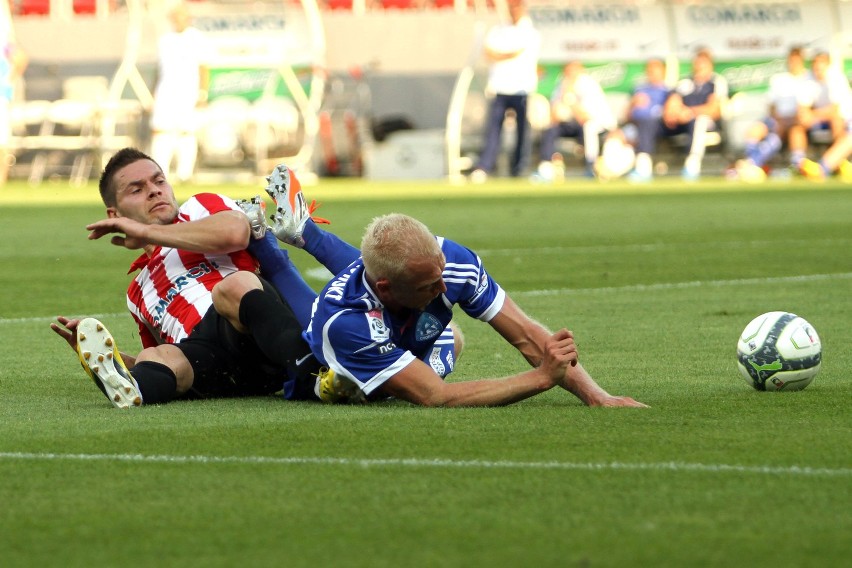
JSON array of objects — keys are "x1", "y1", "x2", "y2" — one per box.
[
  {"x1": 87, "y1": 210, "x2": 250, "y2": 254},
  {"x1": 378, "y1": 329, "x2": 576, "y2": 407},
  {"x1": 488, "y1": 296, "x2": 648, "y2": 408}
]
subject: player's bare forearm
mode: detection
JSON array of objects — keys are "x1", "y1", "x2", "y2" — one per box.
[
  {"x1": 87, "y1": 211, "x2": 250, "y2": 253},
  {"x1": 557, "y1": 363, "x2": 649, "y2": 408},
  {"x1": 439, "y1": 369, "x2": 554, "y2": 407},
  {"x1": 144, "y1": 211, "x2": 250, "y2": 253},
  {"x1": 381, "y1": 331, "x2": 575, "y2": 407}
]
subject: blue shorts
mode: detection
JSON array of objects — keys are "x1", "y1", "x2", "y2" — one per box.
[{"x1": 422, "y1": 326, "x2": 456, "y2": 378}]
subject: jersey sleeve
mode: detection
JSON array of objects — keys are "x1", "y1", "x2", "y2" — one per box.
[
  {"x1": 441, "y1": 239, "x2": 505, "y2": 322},
  {"x1": 178, "y1": 193, "x2": 243, "y2": 222}
]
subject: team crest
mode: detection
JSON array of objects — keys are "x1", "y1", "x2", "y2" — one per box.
[
  {"x1": 415, "y1": 313, "x2": 443, "y2": 342},
  {"x1": 366, "y1": 309, "x2": 389, "y2": 342}
]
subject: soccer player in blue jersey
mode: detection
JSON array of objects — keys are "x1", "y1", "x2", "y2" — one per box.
[{"x1": 251, "y1": 166, "x2": 647, "y2": 409}]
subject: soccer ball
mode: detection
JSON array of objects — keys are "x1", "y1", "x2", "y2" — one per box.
[{"x1": 736, "y1": 311, "x2": 821, "y2": 391}]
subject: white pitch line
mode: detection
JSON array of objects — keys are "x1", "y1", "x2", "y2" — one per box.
[
  {"x1": 0, "y1": 312, "x2": 126, "y2": 325},
  {"x1": 3, "y1": 272, "x2": 851, "y2": 325},
  {"x1": 514, "y1": 272, "x2": 852, "y2": 298},
  {"x1": 0, "y1": 452, "x2": 849, "y2": 477},
  {"x1": 477, "y1": 238, "x2": 852, "y2": 257}
]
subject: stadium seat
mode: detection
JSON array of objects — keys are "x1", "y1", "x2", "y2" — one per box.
[
  {"x1": 242, "y1": 96, "x2": 301, "y2": 164},
  {"x1": 73, "y1": 0, "x2": 96, "y2": 14},
  {"x1": 378, "y1": 0, "x2": 419, "y2": 9},
  {"x1": 17, "y1": 0, "x2": 51, "y2": 16},
  {"x1": 197, "y1": 96, "x2": 252, "y2": 167},
  {"x1": 431, "y1": 0, "x2": 457, "y2": 9},
  {"x1": 324, "y1": 0, "x2": 354, "y2": 10},
  {"x1": 21, "y1": 76, "x2": 109, "y2": 185},
  {"x1": 526, "y1": 92, "x2": 551, "y2": 131}
]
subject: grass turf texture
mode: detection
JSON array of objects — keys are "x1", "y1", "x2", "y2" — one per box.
[{"x1": 0, "y1": 177, "x2": 850, "y2": 567}]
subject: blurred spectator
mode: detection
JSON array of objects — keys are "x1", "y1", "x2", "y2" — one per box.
[
  {"x1": 733, "y1": 46, "x2": 813, "y2": 182},
  {"x1": 592, "y1": 57, "x2": 668, "y2": 181},
  {"x1": 534, "y1": 60, "x2": 616, "y2": 180},
  {"x1": 631, "y1": 48, "x2": 727, "y2": 181},
  {"x1": 799, "y1": 133, "x2": 852, "y2": 181},
  {"x1": 469, "y1": 0, "x2": 540, "y2": 183},
  {"x1": 624, "y1": 57, "x2": 669, "y2": 181},
  {"x1": 798, "y1": 51, "x2": 852, "y2": 153},
  {"x1": 798, "y1": 52, "x2": 852, "y2": 181},
  {"x1": 0, "y1": 32, "x2": 27, "y2": 185},
  {"x1": 150, "y1": 1, "x2": 210, "y2": 184}
]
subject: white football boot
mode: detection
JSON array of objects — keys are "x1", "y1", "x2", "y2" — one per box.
[
  {"x1": 265, "y1": 164, "x2": 310, "y2": 247},
  {"x1": 76, "y1": 318, "x2": 142, "y2": 409},
  {"x1": 235, "y1": 195, "x2": 268, "y2": 239}
]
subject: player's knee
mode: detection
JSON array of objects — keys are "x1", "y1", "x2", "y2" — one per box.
[
  {"x1": 212, "y1": 271, "x2": 262, "y2": 313},
  {"x1": 452, "y1": 324, "x2": 465, "y2": 360}
]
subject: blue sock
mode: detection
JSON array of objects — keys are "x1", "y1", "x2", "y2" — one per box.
[
  {"x1": 790, "y1": 150, "x2": 805, "y2": 168},
  {"x1": 753, "y1": 133, "x2": 781, "y2": 167},
  {"x1": 819, "y1": 159, "x2": 831, "y2": 175},
  {"x1": 302, "y1": 220, "x2": 361, "y2": 275},
  {"x1": 744, "y1": 141, "x2": 760, "y2": 163},
  {"x1": 247, "y1": 233, "x2": 316, "y2": 329}
]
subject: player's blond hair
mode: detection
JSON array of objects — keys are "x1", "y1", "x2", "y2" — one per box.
[{"x1": 361, "y1": 214, "x2": 442, "y2": 283}]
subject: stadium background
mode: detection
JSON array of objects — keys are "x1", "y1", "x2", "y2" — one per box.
[{"x1": 6, "y1": 0, "x2": 852, "y2": 181}]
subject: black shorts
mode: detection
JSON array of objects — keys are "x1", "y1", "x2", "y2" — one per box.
[{"x1": 173, "y1": 279, "x2": 321, "y2": 399}]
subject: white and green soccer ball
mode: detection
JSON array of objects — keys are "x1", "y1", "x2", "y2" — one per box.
[{"x1": 736, "y1": 311, "x2": 822, "y2": 391}]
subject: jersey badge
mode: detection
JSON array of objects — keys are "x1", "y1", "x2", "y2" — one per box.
[
  {"x1": 366, "y1": 309, "x2": 389, "y2": 342},
  {"x1": 415, "y1": 312, "x2": 443, "y2": 342}
]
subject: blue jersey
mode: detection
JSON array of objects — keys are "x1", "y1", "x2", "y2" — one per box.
[
  {"x1": 630, "y1": 82, "x2": 669, "y2": 121},
  {"x1": 672, "y1": 75, "x2": 720, "y2": 108},
  {"x1": 305, "y1": 237, "x2": 505, "y2": 396}
]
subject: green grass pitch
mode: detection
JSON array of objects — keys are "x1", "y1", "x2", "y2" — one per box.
[{"x1": 0, "y1": 175, "x2": 850, "y2": 567}]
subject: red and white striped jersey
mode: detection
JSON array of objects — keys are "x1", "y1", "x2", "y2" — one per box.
[{"x1": 125, "y1": 192, "x2": 258, "y2": 348}]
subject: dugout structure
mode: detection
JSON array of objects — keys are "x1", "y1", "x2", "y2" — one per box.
[
  {"x1": 8, "y1": 0, "x2": 326, "y2": 184},
  {"x1": 446, "y1": 0, "x2": 852, "y2": 180}
]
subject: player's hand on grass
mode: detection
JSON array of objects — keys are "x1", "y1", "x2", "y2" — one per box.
[
  {"x1": 592, "y1": 395, "x2": 649, "y2": 408},
  {"x1": 542, "y1": 328, "x2": 578, "y2": 383},
  {"x1": 50, "y1": 316, "x2": 81, "y2": 351}
]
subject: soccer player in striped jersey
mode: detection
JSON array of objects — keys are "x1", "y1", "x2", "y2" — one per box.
[{"x1": 51, "y1": 148, "x2": 320, "y2": 408}]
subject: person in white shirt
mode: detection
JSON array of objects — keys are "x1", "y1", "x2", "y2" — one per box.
[
  {"x1": 469, "y1": 1, "x2": 541, "y2": 182},
  {"x1": 149, "y1": 1, "x2": 210, "y2": 184},
  {"x1": 798, "y1": 52, "x2": 852, "y2": 180},
  {"x1": 734, "y1": 46, "x2": 814, "y2": 182},
  {"x1": 535, "y1": 60, "x2": 617, "y2": 180}
]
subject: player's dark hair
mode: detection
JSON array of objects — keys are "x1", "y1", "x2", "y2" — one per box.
[{"x1": 98, "y1": 147, "x2": 161, "y2": 207}]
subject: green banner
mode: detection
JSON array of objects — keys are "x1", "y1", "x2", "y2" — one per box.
[
  {"x1": 537, "y1": 61, "x2": 648, "y2": 98},
  {"x1": 208, "y1": 67, "x2": 313, "y2": 102}
]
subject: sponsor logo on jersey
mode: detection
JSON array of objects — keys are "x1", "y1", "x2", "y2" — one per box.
[
  {"x1": 152, "y1": 262, "x2": 215, "y2": 323},
  {"x1": 378, "y1": 342, "x2": 396, "y2": 355},
  {"x1": 367, "y1": 309, "x2": 389, "y2": 342},
  {"x1": 415, "y1": 313, "x2": 443, "y2": 342}
]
